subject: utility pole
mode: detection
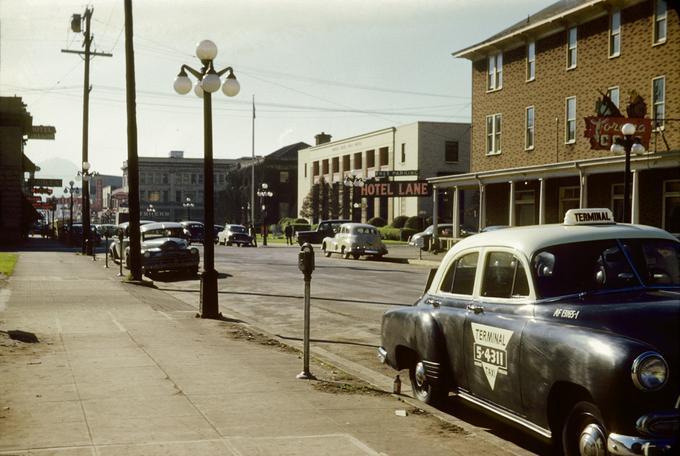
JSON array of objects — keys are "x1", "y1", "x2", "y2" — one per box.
[{"x1": 62, "y1": 8, "x2": 112, "y2": 255}]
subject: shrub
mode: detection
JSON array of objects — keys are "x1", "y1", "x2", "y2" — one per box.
[
  {"x1": 391, "y1": 215, "x2": 409, "y2": 229},
  {"x1": 401, "y1": 228, "x2": 418, "y2": 241},
  {"x1": 367, "y1": 216, "x2": 387, "y2": 227},
  {"x1": 379, "y1": 226, "x2": 418, "y2": 241},
  {"x1": 404, "y1": 216, "x2": 424, "y2": 231},
  {"x1": 295, "y1": 218, "x2": 309, "y2": 224}
]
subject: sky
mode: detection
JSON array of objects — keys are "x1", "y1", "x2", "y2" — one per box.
[{"x1": 1, "y1": 0, "x2": 547, "y2": 192}]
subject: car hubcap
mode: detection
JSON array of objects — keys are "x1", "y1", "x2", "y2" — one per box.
[
  {"x1": 414, "y1": 362, "x2": 427, "y2": 390},
  {"x1": 578, "y1": 423, "x2": 606, "y2": 456}
]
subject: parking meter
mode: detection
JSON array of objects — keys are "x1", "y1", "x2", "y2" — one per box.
[{"x1": 298, "y1": 242, "x2": 315, "y2": 280}]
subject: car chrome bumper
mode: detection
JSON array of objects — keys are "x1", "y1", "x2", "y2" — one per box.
[
  {"x1": 608, "y1": 433, "x2": 676, "y2": 455},
  {"x1": 377, "y1": 347, "x2": 387, "y2": 364}
]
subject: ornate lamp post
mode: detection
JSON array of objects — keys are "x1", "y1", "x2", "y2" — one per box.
[
  {"x1": 182, "y1": 197, "x2": 194, "y2": 220},
  {"x1": 610, "y1": 123, "x2": 645, "y2": 223},
  {"x1": 344, "y1": 175, "x2": 366, "y2": 222},
  {"x1": 77, "y1": 161, "x2": 98, "y2": 254},
  {"x1": 257, "y1": 183, "x2": 273, "y2": 246},
  {"x1": 173, "y1": 39, "x2": 240, "y2": 319},
  {"x1": 63, "y1": 181, "x2": 80, "y2": 242}
]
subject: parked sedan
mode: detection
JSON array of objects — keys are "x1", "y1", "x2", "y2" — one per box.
[
  {"x1": 125, "y1": 222, "x2": 199, "y2": 276},
  {"x1": 108, "y1": 220, "x2": 156, "y2": 262},
  {"x1": 180, "y1": 221, "x2": 205, "y2": 244},
  {"x1": 217, "y1": 224, "x2": 254, "y2": 247},
  {"x1": 379, "y1": 208, "x2": 679, "y2": 455},
  {"x1": 321, "y1": 223, "x2": 388, "y2": 260},
  {"x1": 408, "y1": 224, "x2": 454, "y2": 251}
]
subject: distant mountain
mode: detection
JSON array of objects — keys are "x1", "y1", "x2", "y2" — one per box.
[{"x1": 35, "y1": 157, "x2": 80, "y2": 195}]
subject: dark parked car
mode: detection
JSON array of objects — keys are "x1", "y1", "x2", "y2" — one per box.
[
  {"x1": 379, "y1": 208, "x2": 679, "y2": 455},
  {"x1": 408, "y1": 224, "x2": 454, "y2": 251},
  {"x1": 66, "y1": 223, "x2": 102, "y2": 246},
  {"x1": 180, "y1": 221, "x2": 204, "y2": 244},
  {"x1": 295, "y1": 219, "x2": 350, "y2": 245},
  {"x1": 217, "y1": 224, "x2": 254, "y2": 247},
  {"x1": 125, "y1": 222, "x2": 199, "y2": 276}
]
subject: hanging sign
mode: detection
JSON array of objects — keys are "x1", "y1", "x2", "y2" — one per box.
[
  {"x1": 360, "y1": 181, "x2": 431, "y2": 198},
  {"x1": 583, "y1": 117, "x2": 652, "y2": 150}
]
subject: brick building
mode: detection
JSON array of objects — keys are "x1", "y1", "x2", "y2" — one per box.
[{"x1": 430, "y1": 0, "x2": 679, "y2": 237}]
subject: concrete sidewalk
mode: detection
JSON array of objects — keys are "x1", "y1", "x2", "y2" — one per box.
[{"x1": 0, "y1": 248, "x2": 530, "y2": 455}]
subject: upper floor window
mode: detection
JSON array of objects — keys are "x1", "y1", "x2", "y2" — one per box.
[
  {"x1": 526, "y1": 42, "x2": 536, "y2": 81},
  {"x1": 445, "y1": 141, "x2": 459, "y2": 162},
  {"x1": 487, "y1": 53, "x2": 503, "y2": 91},
  {"x1": 567, "y1": 27, "x2": 578, "y2": 69},
  {"x1": 654, "y1": 0, "x2": 667, "y2": 44},
  {"x1": 565, "y1": 97, "x2": 576, "y2": 143},
  {"x1": 607, "y1": 86, "x2": 620, "y2": 108},
  {"x1": 486, "y1": 113, "x2": 502, "y2": 155},
  {"x1": 609, "y1": 10, "x2": 621, "y2": 57},
  {"x1": 652, "y1": 76, "x2": 665, "y2": 129},
  {"x1": 525, "y1": 106, "x2": 535, "y2": 150}
]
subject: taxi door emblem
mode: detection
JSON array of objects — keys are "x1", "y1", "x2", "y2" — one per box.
[{"x1": 471, "y1": 323, "x2": 514, "y2": 390}]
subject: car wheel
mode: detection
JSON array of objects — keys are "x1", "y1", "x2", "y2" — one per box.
[
  {"x1": 342, "y1": 247, "x2": 350, "y2": 260},
  {"x1": 409, "y1": 358, "x2": 446, "y2": 406},
  {"x1": 373, "y1": 254, "x2": 383, "y2": 260},
  {"x1": 352, "y1": 253, "x2": 360, "y2": 260},
  {"x1": 323, "y1": 244, "x2": 331, "y2": 257},
  {"x1": 226, "y1": 241, "x2": 232, "y2": 246},
  {"x1": 561, "y1": 401, "x2": 607, "y2": 456}
]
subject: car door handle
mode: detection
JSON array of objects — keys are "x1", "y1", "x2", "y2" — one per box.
[
  {"x1": 466, "y1": 303, "x2": 484, "y2": 314},
  {"x1": 425, "y1": 298, "x2": 441, "y2": 308}
]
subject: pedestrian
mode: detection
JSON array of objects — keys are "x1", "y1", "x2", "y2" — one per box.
[
  {"x1": 284, "y1": 223, "x2": 293, "y2": 245},
  {"x1": 249, "y1": 223, "x2": 258, "y2": 247}
]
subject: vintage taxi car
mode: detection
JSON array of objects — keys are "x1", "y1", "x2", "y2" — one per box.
[
  {"x1": 322, "y1": 223, "x2": 388, "y2": 260},
  {"x1": 379, "y1": 209, "x2": 678, "y2": 455},
  {"x1": 125, "y1": 222, "x2": 199, "y2": 276}
]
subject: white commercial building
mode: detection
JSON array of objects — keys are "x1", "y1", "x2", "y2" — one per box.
[{"x1": 297, "y1": 122, "x2": 470, "y2": 223}]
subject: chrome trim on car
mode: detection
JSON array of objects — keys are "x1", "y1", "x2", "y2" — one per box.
[
  {"x1": 457, "y1": 391, "x2": 552, "y2": 439},
  {"x1": 636, "y1": 410, "x2": 680, "y2": 437},
  {"x1": 421, "y1": 360, "x2": 441, "y2": 381},
  {"x1": 377, "y1": 347, "x2": 387, "y2": 364},
  {"x1": 607, "y1": 433, "x2": 676, "y2": 455}
]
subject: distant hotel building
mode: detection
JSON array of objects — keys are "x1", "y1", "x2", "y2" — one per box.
[
  {"x1": 432, "y1": 0, "x2": 679, "y2": 236},
  {"x1": 297, "y1": 122, "x2": 471, "y2": 224}
]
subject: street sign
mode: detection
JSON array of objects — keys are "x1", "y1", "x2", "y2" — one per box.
[
  {"x1": 29, "y1": 178, "x2": 63, "y2": 187},
  {"x1": 27, "y1": 196, "x2": 42, "y2": 203},
  {"x1": 27, "y1": 125, "x2": 56, "y2": 140},
  {"x1": 32, "y1": 187, "x2": 53, "y2": 195},
  {"x1": 360, "y1": 180, "x2": 431, "y2": 198},
  {"x1": 374, "y1": 170, "x2": 419, "y2": 177},
  {"x1": 32, "y1": 202, "x2": 54, "y2": 210}
]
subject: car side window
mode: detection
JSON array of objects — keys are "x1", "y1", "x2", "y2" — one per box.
[
  {"x1": 482, "y1": 252, "x2": 530, "y2": 298},
  {"x1": 440, "y1": 252, "x2": 479, "y2": 295}
]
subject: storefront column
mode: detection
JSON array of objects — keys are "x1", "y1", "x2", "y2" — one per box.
[
  {"x1": 452, "y1": 186, "x2": 460, "y2": 237},
  {"x1": 478, "y1": 180, "x2": 486, "y2": 231},
  {"x1": 538, "y1": 178, "x2": 546, "y2": 225},
  {"x1": 631, "y1": 169, "x2": 640, "y2": 224},
  {"x1": 579, "y1": 168, "x2": 588, "y2": 208},
  {"x1": 508, "y1": 180, "x2": 516, "y2": 226}
]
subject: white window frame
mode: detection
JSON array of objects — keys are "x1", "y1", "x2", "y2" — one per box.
[
  {"x1": 607, "y1": 86, "x2": 620, "y2": 109},
  {"x1": 565, "y1": 97, "x2": 577, "y2": 144},
  {"x1": 567, "y1": 27, "x2": 578, "y2": 69},
  {"x1": 609, "y1": 9, "x2": 621, "y2": 58},
  {"x1": 559, "y1": 186, "x2": 580, "y2": 219},
  {"x1": 486, "y1": 113, "x2": 502, "y2": 155},
  {"x1": 653, "y1": 0, "x2": 667, "y2": 45},
  {"x1": 526, "y1": 41, "x2": 536, "y2": 81},
  {"x1": 525, "y1": 106, "x2": 535, "y2": 150},
  {"x1": 487, "y1": 53, "x2": 503, "y2": 91},
  {"x1": 652, "y1": 76, "x2": 665, "y2": 129},
  {"x1": 662, "y1": 179, "x2": 680, "y2": 234}
]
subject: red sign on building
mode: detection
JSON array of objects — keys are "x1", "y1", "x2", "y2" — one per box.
[
  {"x1": 360, "y1": 181, "x2": 431, "y2": 198},
  {"x1": 583, "y1": 116, "x2": 652, "y2": 150}
]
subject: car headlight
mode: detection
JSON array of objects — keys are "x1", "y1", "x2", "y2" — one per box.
[
  {"x1": 191, "y1": 247, "x2": 199, "y2": 255},
  {"x1": 143, "y1": 251, "x2": 151, "y2": 258},
  {"x1": 632, "y1": 352, "x2": 668, "y2": 391}
]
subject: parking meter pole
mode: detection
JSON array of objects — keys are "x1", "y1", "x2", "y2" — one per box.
[
  {"x1": 118, "y1": 238, "x2": 124, "y2": 277},
  {"x1": 91, "y1": 231, "x2": 96, "y2": 261},
  {"x1": 297, "y1": 243, "x2": 316, "y2": 380},
  {"x1": 104, "y1": 234, "x2": 109, "y2": 268}
]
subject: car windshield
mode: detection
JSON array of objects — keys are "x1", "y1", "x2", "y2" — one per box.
[
  {"x1": 533, "y1": 238, "x2": 680, "y2": 298},
  {"x1": 230, "y1": 225, "x2": 246, "y2": 233}
]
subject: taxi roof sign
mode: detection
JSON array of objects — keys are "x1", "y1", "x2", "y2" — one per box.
[{"x1": 564, "y1": 208, "x2": 615, "y2": 225}]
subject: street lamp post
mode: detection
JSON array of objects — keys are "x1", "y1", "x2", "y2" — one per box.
[
  {"x1": 182, "y1": 197, "x2": 194, "y2": 221},
  {"x1": 147, "y1": 204, "x2": 156, "y2": 220},
  {"x1": 77, "y1": 161, "x2": 98, "y2": 254},
  {"x1": 610, "y1": 123, "x2": 646, "y2": 223},
  {"x1": 257, "y1": 183, "x2": 273, "y2": 246},
  {"x1": 344, "y1": 175, "x2": 366, "y2": 222},
  {"x1": 64, "y1": 181, "x2": 80, "y2": 243},
  {"x1": 174, "y1": 39, "x2": 240, "y2": 319}
]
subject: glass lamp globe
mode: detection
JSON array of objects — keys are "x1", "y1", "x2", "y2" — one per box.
[
  {"x1": 356, "y1": 179, "x2": 365, "y2": 187},
  {"x1": 631, "y1": 142, "x2": 646, "y2": 155},
  {"x1": 173, "y1": 75, "x2": 192, "y2": 95},
  {"x1": 196, "y1": 40, "x2": 217, "y2": 61},
  {"x1": 201, "y1": 73, "x2": 221, "y2": 93},
  {"x1": 82, "y1": 161, "x2": 91, "y2": 171},
  {"x1": 222, "y1": 76, "x2": 240, "y2": 97},
  {"x1": 194, "y1": 83, "x2": 204, "y2": 98},
  {"x1": 621, "y1": 123, "x2": 636, "y2": 136},
  {"x1": 610, "y1": 143, "x2": 625, "y2": 155}
]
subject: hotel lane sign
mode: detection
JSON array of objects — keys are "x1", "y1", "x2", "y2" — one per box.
[
  {"x1": 374, "y1": 170, "x2": 419, "y2": 178},
  {"x1": 360, "y1": 180, "x2": 431, "y2": 198},
  {"x1": 583, "y1": 116, "x2": 652, "y2": 150}
]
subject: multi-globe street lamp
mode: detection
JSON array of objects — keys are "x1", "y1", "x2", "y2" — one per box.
[
  {"x1": 182, "y1": 197, "x2": 194, "y2": 221},
  {"x1": 344, "y1": 174, "x2": 366, "y2": 222},
  {"x1": 77, "y1": 161, "x2": 98, "y2": 254},
  {"x1": 63, "y1": 180, "x2": 80, "y2": 237},
  {"x1": 610, "y1": 123, "x2": 646, "y2": 223},
  {"x1": 173, "y1": 39, "x2": 240, "y2": 319},
  {"x1": 147, "y1": 204, "x2": 156, "y2": 220},
  {"x1": 257, "y1": 183, "x2": 273, "y2": 246}
]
